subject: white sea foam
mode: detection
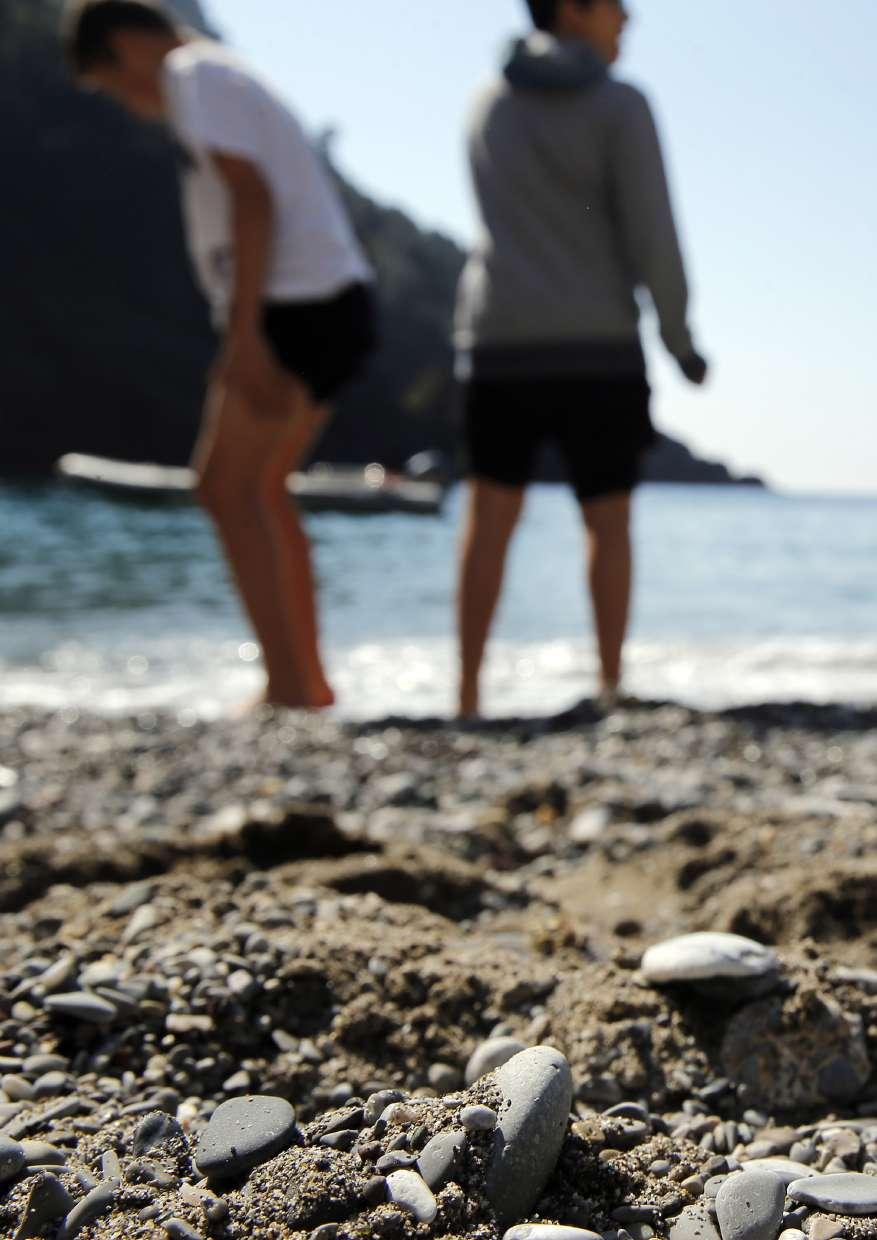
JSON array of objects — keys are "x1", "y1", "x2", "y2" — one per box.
[{"x1": 1, "y1": 636, "x2": 875, "y2": 721}]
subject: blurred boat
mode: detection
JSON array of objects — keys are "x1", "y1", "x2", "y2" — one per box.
[{"x1": 56, "y1": 453, "x2": 445, "y2": 516}]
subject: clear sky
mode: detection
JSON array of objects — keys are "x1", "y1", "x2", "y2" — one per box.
[{"x1": 207, "y1": 0, "x2": 875, "y2": 494}]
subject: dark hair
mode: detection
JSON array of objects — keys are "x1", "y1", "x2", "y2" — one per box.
[
  {"x1": 63, "y1": 0, "x2": 176, "y2": 72},
  {"x1": 525, "y1": 0, "x2": 595, "y2": 31}
]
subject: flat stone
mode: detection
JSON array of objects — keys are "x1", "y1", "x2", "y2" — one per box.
[
  {"x1": 788, "y1": 1173, "x2": 877, "y2": 1216},
  {"x1": 194, "y1": 1095, "x2": 297, "y2": 1181},
  {"x1": 418, "y1": 1130, "x2": 467, "y2": 1189},
  {"x1": 13, "y1": 1173, "x2": 74, "y2": 1240},
  {"x1": 485, "y1": 1046, "x2": 574, "y2": 1231},
  {"x1": 461, "y1": 1105, "x2": 498, "y2": 1131},
  {"x1": 43, "y1": 993, "x2": 117, "y2": 1024},
  {"x1": 742, "y1": 1159, "x2": 819, "y2": 1186},
  {"x1": 808, "y1": 1220, "x2": 846, "y2": 1240},
  {"x1": 21, "y1": 1141, "x2": 66, "y2": 1167},
  {"x1": 642, "y1": 934, "x2": 779, "y2": 985},
  {"x1": 0, "y1": 1134, "x2": 26, "y2": 1184},
  {"x1": 57, "y1": 1178, "x2": 120, "y2": 1238},
  {"x1": 133, "y1": 1111, "x2": 186, "y2": 1156},
  {"x1": 465, "y1": 1037, "x2": 528, "y2": 1086},
  {"x1": 505, "y1": 1228, "x2": 603, "y2": 1240},
  {"x1": 385, "y1": 1169, "x2": 438, "y2": 1223},
  {"x1": 777, "y1": 1232, "x2": 806, "y2": 1240},
  {"x1": 716, "y1": 1168, "x2": 786, "y2": 1240},
  {"x1": 163, "y1": 1220, "x2": 207, "y2": 1240}
]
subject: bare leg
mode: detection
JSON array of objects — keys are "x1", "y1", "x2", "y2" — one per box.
[
  {"x1": 581, "y1": 492, "x2": 633, "y2": 695},
  {"x1": 457, "y1": 478, "x2": 525, "y2": 718},
  {"x1": 194, "y1": 380, "x2": 332, "y2": 710},
  {"x1": 258, "y1": 405, "x2": 333, "y2": 708}
]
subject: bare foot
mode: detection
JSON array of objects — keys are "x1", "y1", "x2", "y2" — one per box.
[
  {"x1": 265, "y1": 677, "x2": 336, "y2": 712},
  {"x1": 458, "y1": 682, "x2": 480, "y2": 721}
]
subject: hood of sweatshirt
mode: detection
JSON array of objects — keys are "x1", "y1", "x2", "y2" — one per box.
[{"x1": 503, "y1": 31, "x2": 609, "y2": 91}]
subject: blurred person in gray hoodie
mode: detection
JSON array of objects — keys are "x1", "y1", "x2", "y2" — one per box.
[{"x1": 455, "y1": 0, "x2": 708, "y2": 719}]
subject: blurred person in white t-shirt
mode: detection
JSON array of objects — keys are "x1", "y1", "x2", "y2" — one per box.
[{"x1": 63, "y1": 0, "x2": 377, "y2": 713}]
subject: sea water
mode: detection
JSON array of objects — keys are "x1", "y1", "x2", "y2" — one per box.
[{"x1": 1, "y1": 481, "x2": 874, "y2": 719}]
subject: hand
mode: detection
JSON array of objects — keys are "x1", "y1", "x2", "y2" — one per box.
[
  {"x1": 679, "y1": 351, "x2": 709, "y2": 386},
  {"x1": 215, "y1": 326, "x2": 289, "y2": 414}
]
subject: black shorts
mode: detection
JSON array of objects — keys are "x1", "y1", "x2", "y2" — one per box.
[
  {"x1": 464, "y1": 373, "x2": 654, "y2": 501},
  {"x1": 262, "y1": 282, "x2": 377, "y2": 403}
]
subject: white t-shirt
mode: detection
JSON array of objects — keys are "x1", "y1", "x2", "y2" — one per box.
[{"x1": 162, "y1": 42, "x2": 371, "y2": 321}]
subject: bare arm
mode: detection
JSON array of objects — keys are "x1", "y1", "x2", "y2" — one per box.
[{"x1": 211, "y1": 150, "x2": 289, "y2": 411}]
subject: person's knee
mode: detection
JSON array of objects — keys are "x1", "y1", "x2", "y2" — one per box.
[
  {"x1": 196, "y1": 461, "x2": 258, "y2": 517},
  {"x1": 582, "y1": 492, "x2": 631, "y2": 538}
]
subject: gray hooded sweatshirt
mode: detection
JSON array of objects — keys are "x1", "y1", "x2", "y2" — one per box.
[{"x1": 455, "y1": 33, "x2": 695, "y2": 379}]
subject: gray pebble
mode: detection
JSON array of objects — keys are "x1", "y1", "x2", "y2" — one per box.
[
  {"x1": 0, "y1": 1135, "x2": 26, "y2": 1184},
  {"x1": 194, "y1": 1095, "x2": 297, "y2": 1180},
  {"x1": 362, "y1": 1175, "x2": 387, "y2": 1206},
  {"x1": 505, "y1": 1229, "x2": 603, "y2": 1240},
  {"x1": 485, "y1": 1046, "x2": 573, "y2": 1231},
  {"x1": 641, "y1": 934, "x2": 779, "y2": 984},
  {"x1": 12, "y1": 1173, "x2": 74, "y2": 1240},
  {"x1": 44, "y1": 993, "x2": 117, "y2": 1024},
  {"x1": 1, "y1": 1075, "x2": 35, "y2": 1102},
  {"x1": 428, "y1": 1063, "x2": 461, "y2": 1093},
  {"x1": 376, "y1": 1151, "x2": 418, "y2": 1174},
  {"x1": 777, "y1": 1232, "x2": 807, "y2": 1240},
  {"x1": 57, "y1": 1178, "x2": 120, "y2": 1239},
  {"x1": 716, "y1": 1168, "x2": 786, "y2": 1240},
  {"x1": 461, "y1": 1104, "x2": 498, "y2": 1131},
  {"x1": 320, "y1": 1129, "x2": 360, "y2": 1152},
  {"x1": 419, "y1": 1129, "x2": 467, "y2": 1190},
  {"x1": 163, "y1": 1220, "x2": 207, "y2": 1240},
  {"x1": 364, "y1": 1089, "x2": 405, "y2": 1125},
  {"x1": 669, "y1": 1204, "x2": 722, "y2": 1240},
  {"x1": 22, "y1": 1054, "x2": 69, "y2": 1077},
  {"x1": 385, "y1": 1169, "x2": 438, "y2": 1223},
  {"x1": 310, "y1": 1227, "x2": 339, "y2": 1240},
  {"x1": 788, "y1": 1173, "x2": 877, "y2": 1216},
  {"x1": 21, "y1": 1141, "x2": 66, "y2": 1167},
  {"x1": 133, "y1": 1110, "x2": 185, "y2": 1155},
  {"x1": 465, "y1": 1037, "x2": 528, "y2": 1086},
  {"x1": 605, "y1": 1103, "x2": 650, "y2": 1121},
  {"x1": 32, "y1": 1071, "x2": 74, "y2": 1099},
  {"x1": 742, "y1": 1159, "x2": 818, "y2": 1186}
]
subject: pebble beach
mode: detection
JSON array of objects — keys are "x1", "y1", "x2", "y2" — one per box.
[{"x1": 2, "y1": 699, "x2": 877, "y2": 1240}]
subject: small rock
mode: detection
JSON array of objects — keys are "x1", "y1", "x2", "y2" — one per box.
[
  {"x1": 362, "y1": 1175, "x2": 387, "y2": 1206},
  {"x1": 13, "y1": 1173, "x2": 74, "y2": 1240},
  {"x1": 716, "y1": 1169, "x2": 786, "y2": 1240},
  {"x1": 669, "y1": 1207, "x2": 722, "y2": 1240},
  {"x1": 807, "y1": 1220, "x2": 846, "y2": 1240},
  {"x1": 194, "y1": 1095, "x2": 297, "y2": 1180},
  {"x1": 428, "y1": 1063, "x2": 461, "y2": 1093},
  {"x1": 465, "y1": 1037, "x2": 528, "y2": 1086},
  {"x1": 133, "y1": 1111, "x2": 185, "y2": 1156},
  {"x1": 44, "y1": 993, "x2": 117, "y2": 1024},
  {"x1": 788, "y1": 1173, "x2": 877, "y2": 1216},
  {"x1": 505, "y1": 1229, "x2": 603, "y2": 1240},
  {"x1": 742, "y1": 1159, "x2": 819, "y2": 1186},
  {"x1": 21, "y1": 1142, "x2": 66, "y2": 1167},
  {"x1": 57, "y1": 1178, "x2": 119, "y2": 1239},
  {"x1": 461, "y1": 1105, "x2": 498, "y2": 1131},
  {"x1": 485, "y1": 1046, "x2": 574, "y2": 1231},
  {"x1": 642, "y1": 934, "x2": 779, "y2": 984},
  {"x1": 163, "y1": 1220, "x2": 207, "y2": 1240},
  {"x1": 364, "y1": 1090, "x2": 405, "y2": 1125},
  {"x1": 418, "y1": 1130, "x2": 466, "y2": 1189},
  {"x1": 0, "y1": 1135, "x2": 26, "y2": 1183},
  {"x1": 386, "y1": 1169, "x2": 438, "y2": 1223}
]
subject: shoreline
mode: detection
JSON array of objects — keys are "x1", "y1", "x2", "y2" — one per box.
[{"x1": 2, "y1": 700, "x2": 877, "y2": 1237}]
